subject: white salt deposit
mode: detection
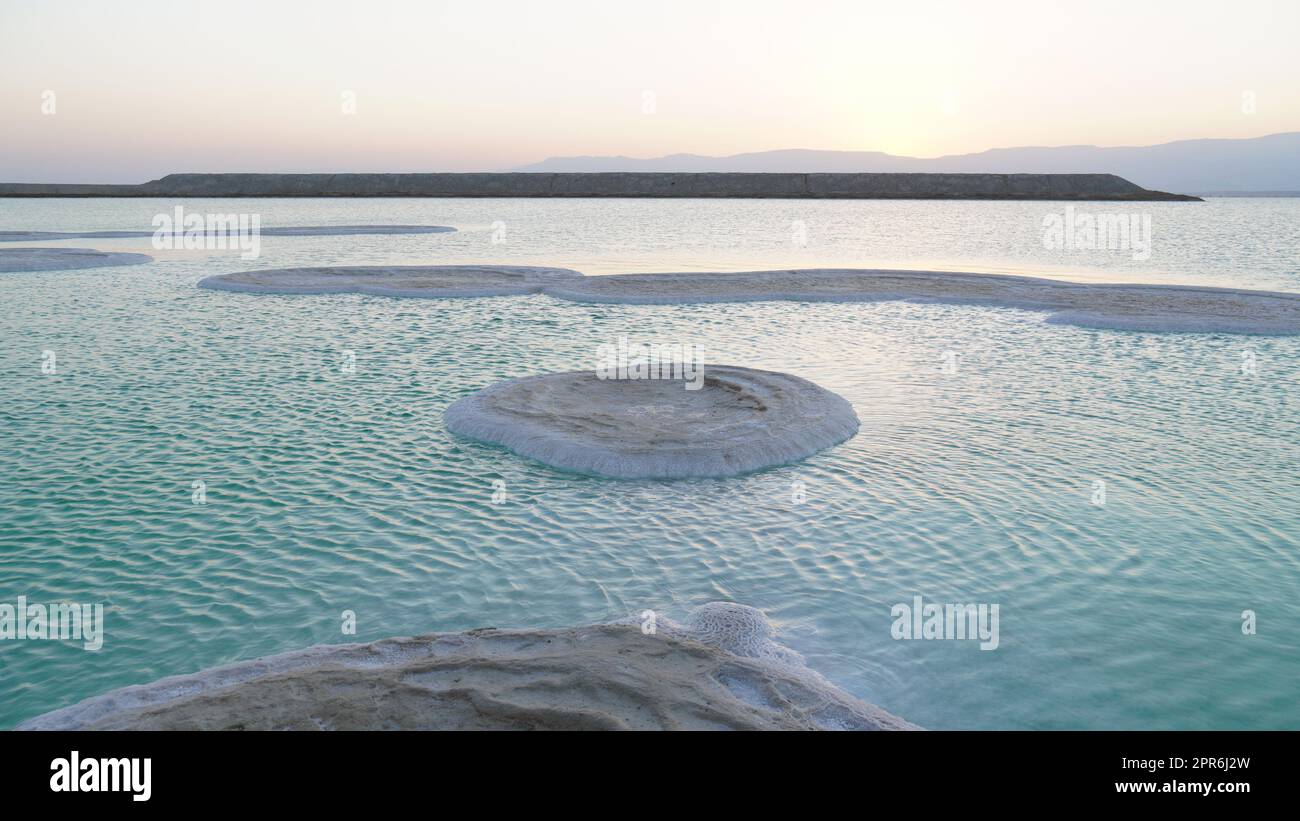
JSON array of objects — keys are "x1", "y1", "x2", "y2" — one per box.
[
  {"x1": 20, "y1": 602, "x2": 916, "y2": 731},
  {"x1": 546, "y1": 268, "x2": 1300, "y2": 335},
  {"x1": 0, "y1": 225, "x2": 455, "y2": 241},
  {"x1": 444, "y1": 365, "x2": 861, "y2": 479},
  {"x1": 199, "y1": 265, "x2": 581, "y2": 297},
  {"x1": 0, "y1": 247, "x2": 153, "y2": 272},
  {"x1": 195, "y1": 264, "x2": 1300, "y2": 335}
]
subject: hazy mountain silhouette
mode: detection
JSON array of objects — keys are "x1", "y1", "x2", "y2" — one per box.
[{"x1": 513, "y1": 133, "x2": 1300, "y2": 193}]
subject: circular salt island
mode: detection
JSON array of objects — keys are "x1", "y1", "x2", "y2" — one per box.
[{"x1": 445, "y1": 365, "x2": 859, "y2": 479}]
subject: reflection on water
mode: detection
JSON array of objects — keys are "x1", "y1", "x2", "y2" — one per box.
[
  {"x1": 0, "y1": 198, "x2": 1297, "y2": 729},
  {"x1": 3, "y1": 196, "x2": 1299, "y2": 289}
]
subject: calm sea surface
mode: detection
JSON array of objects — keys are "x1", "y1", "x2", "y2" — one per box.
[{"x1": 1, "y1": 197, "x2": 1297, "y2": 728}]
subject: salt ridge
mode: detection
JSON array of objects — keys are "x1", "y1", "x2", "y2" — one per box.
[
  {"x1": 0, "y1": 225, "x2": 455, "y2": 242},
  {"x1": 199, "y1": 265, "x2": 582, "y2": 297},
  {"x1": 197, "y1": 264, "x2": 1300, "y2": 335}
]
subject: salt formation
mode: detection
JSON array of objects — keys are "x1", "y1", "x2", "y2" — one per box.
[
  {"x1": 0, "y1": 247, "x2": 152, "y2": 272},
  {"x1": 0, "y1": 225, "x2": 455, "y2": 242},
  {"x1": 197, "y1": 265, "x2": 1300, "y2": 335},
  {"x1": 444, "y1": 365, "x2": 860, "y2": 479},
  {"x1": 545, "y1": 268, "x2": 1300, "y2": 334},
  {"x1": 199, "y1": 265, "x2": 581, "y2": 297},
  {"x1": 20, "y1": 602, "x2": 916, "y2": 731}
]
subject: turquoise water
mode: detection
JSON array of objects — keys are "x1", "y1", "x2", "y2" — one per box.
[{"x1": 1, "y1": 198, "x2": 1298, "y2": 729}]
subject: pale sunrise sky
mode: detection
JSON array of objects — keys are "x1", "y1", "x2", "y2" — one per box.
[{"x1": 2, "y1": 0, "x2": 1297, "y2": 182}]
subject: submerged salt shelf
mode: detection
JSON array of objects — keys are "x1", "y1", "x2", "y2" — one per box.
[
  {"x1": 444, "y1": 365, "x2": 860, "y2": 479},
  {"x1": 197, "y1": 264, "x2": 1300, "y2": 334},
  {"x1": 0, "y1": 225, "x2": 456, "y2": 242},
  {"x1": 0, "y1": 247, "x2": 153, "y2": 272},
  {"x1": 19, "y1": 603, "x2": 915, "y2": 731},
  {"x1": 200, "y1": 264, "x2": 581, "y2": 297}
]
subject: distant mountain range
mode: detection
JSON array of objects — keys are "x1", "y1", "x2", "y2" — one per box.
[{"x1": 512, "y1": 132, "x2": 1300, "y2": 194}]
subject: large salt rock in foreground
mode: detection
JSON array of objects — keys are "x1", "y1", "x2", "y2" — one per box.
[
  {"x1": 0, "y1": 247, "x2": 152, "y2": 272},
  {"x1": 20, "y1": 603, "x2": 916, "y2": 731},
  {"x1": 199, "y1": 264, "x2": 580, "y2": 297},
  {"x1": 445, "y1": 365, "x2": 860, "y2": 479}
]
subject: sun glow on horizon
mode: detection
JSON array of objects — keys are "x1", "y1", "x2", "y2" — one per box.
[{"x1": 1, "y1": 0, "x2": 1298, "y2": 181}]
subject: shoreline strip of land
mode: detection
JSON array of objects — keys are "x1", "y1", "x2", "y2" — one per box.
[{"x1": 0, "y1": 172, "x2": 1200, "y2": 200}]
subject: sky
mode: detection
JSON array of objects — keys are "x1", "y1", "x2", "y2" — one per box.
[{"x1": 1, "y1": 0, "x2": 1298, "y2": 182}]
